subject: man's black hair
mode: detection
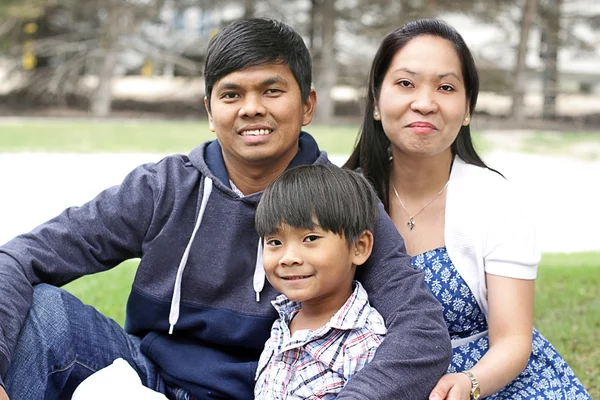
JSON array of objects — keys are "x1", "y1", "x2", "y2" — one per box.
[{"x1": 204, "y1": 18, "x2": 312, "y2": 110}]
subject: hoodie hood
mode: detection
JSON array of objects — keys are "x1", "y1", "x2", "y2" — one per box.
[
  {"x1": 167, "y1": 131, "x2": 330, "y2": 333},
  {"x1": 188, "y1": 131, "x2": 327, "y2": 203}
]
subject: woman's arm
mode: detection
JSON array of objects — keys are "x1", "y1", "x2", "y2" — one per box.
[
  {"x1": 429, "y1": 274, "x2": 535, "y2": 400},
  {"x1": 467, "y1": 274, "x2": 534, "y2": 397}
]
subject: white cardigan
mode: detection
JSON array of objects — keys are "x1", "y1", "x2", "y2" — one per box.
[{"x1": 445, "y1": 157, "x2": 541, "y2": 320}]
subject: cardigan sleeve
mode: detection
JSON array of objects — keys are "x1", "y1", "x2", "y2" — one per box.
[{"x1": 483, "y1": 181, "x2": 541, "y2": 279}]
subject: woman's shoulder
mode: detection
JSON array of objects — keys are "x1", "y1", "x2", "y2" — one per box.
[{"x1": 452, "y1": 157, "x2": 513, "y2": 196}]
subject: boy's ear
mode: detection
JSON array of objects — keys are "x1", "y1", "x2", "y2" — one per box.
[{"x1": 351, "y1": 230, "x2": 374, "y2": 266}]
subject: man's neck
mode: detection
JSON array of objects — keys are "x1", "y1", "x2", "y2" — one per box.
[
  {"x1": 224, "y1": 152, "x2": 297, "y2": 195},
  {"x1": 227, "y1": 165, "x2": 287, "y2": 195}
]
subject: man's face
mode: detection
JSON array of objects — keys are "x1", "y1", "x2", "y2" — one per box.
[{"x1": 205, "y1": 63, "x2": 316, "y2": 169}]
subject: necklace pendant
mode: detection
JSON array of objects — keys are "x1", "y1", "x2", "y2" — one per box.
[{"x1": 407, "y1": 217, "x2": 415, "y2": 230}]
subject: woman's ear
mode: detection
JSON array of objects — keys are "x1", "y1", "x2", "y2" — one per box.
[
  {"x1": 351, "y1": 230, "x2": 374, "y2": 266},
  {"x1": 373, "y1": 105, "x2": 381, "y2": 121}
]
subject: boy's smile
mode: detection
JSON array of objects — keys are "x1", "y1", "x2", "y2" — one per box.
[{"x1": 262, "y1": 223, "x2": 365, "y2": 317}]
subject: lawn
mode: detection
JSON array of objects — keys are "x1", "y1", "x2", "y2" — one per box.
[
  {"x1": 2, "y1": 119, "x2": 598, "y2": 396},
  {"x1": 63, "y1": 253, "x2": 600, "y2": 398},
  {"x1": 0, "y1": 119, "x2": 491, "y2": 156}
]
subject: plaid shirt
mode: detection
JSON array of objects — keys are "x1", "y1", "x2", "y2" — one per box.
[{"x1": 254, "y1": 281, "x2": 386, "y2": 399}]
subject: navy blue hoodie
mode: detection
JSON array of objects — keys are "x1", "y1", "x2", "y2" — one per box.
[{"x1": 0, "y1": 132, "x2": 451, "y2": 399}]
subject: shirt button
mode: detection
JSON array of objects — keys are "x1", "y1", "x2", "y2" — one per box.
[{"x1": 278, "y1": 361, "x2": 286, "y2": 369}]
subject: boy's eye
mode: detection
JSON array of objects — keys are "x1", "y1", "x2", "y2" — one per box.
[
  {"x1": 266, "y1": 239, "x2": 282, "y2": 246},
  {"x1": 303, "y1": 235, "x2": 320, "y2": 243}
]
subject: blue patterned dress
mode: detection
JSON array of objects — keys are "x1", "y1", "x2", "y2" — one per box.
[{"x1": 412, "y1": 247, "x2": 591, "y2": 399}]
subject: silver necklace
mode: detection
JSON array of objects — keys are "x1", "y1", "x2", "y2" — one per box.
[{"x1": 391, "y1": 180, "x2": 449, "y2": 231}]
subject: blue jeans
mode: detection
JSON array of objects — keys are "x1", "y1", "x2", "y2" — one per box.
[{"x1": 4, "y1": 284, "x2": 191, "y2": 400}]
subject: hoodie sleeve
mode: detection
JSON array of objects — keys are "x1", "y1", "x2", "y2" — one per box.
[
  {"x1": 337, "y1": 203, "x2": 451, "y2": 399},
  {"x1": 0, "y1": 162, "x2": 160, "y2": 381}
]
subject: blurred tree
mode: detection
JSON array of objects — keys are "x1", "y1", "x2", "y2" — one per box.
[
  {"x1": 511, "y1": 0, "x2": 538, "y2": 121},
  {"x1": 2, "y1": 0, "x2": 199, "y2": 116},
  {"x1": 244, "y1": 0, "x2": 256, "y2": 18},
  {"x1": 540, "y1": 0, "x2": 561, "y2": 120},
  {"x1": 314, "y1": 0, "x2": 336, "y2": 123}
]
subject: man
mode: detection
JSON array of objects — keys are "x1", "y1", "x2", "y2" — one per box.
[{"x1": 0, "y1": 18, "x2": 451, "y2": 399}]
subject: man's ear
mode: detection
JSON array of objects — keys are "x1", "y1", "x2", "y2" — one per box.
[
  {"x1": 351, "y1": 230, "x2": 374, "y2": 266},
  {"x1": 302, "y1": 88, "x2": 317, "y2": 126},
  {"x1": 204, "y1": 96, "x2": 215, "y2": 132}
]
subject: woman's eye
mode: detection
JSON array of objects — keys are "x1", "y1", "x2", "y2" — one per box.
[
  {"x1": 440, "y1": 85, "x2": 454, "y2": 92},
  {"x1": 397, "y1": 80, "x2": 413, "y2": 88}
]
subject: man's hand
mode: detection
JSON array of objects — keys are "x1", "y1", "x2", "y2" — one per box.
[
  {"x1": 0, "y1": 386, "x2": 9, "y2": 400},
  {"x1": 429, "y1": 372, "x2": 472, "y2": 400}
]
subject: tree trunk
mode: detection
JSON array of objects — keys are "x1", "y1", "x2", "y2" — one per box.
[
  {"x1": 315, "y1": 0, "x2": 336, "y2": 124},
  {"x1": 244, "y1": 0, "x2": 255, "y2": 18},
  {"x1": 309, "y1": 0, "x2": 319, "y2": 52},
  {"x1": 511, "y1": 0, "x2": 537, "y2": 121},
  {"x1": 540, "y1": 0, "x2": 560, "y2": 120},
  {"x1": 90, "y1": 4, "x2": 119, "y2": 117}
]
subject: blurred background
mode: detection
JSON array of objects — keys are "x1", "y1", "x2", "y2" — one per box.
[
  {"x1": 0, "y1": 0, "x2": 599, "y2": 395},
  {"x1": 0, "y1": 0, "x2": 599, "y2": 124}
]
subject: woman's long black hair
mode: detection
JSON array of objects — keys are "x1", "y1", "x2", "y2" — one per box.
[{"x1": 344, "y1": 19, "x2": 494, "y2": 211}]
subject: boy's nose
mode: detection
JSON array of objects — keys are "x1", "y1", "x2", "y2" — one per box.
[{"x1": 279, "y1": 245, "x2": 303, "y2": 267}]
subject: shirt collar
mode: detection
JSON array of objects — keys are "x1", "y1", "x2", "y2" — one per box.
[{"x1": 271, "y1": 281, "x2": 379, "y2": 332}]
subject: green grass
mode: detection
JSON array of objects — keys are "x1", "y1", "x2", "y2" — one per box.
[
  {"x1": 534, "y1": 253, "x2": 600, "y2": 397},
  {"x1": 0, "y1": 120, "x2": 361, "y2": 155},
  {"x1": 0, "y1": 119, "x2": 492, "y2": 156},
  {"x1": 3, "y1": 119, "x2": 597, "y2": 395},
  {"x1": 63, "y1": 252, "x2": 600, "y2": 397},
  {"x1": 520, "y1": 131, "x2": 600, "y2": 160}
]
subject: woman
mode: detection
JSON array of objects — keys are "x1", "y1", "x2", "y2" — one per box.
[{"x1": 345, "y1": 19, "x2": 590, "y2": 400}]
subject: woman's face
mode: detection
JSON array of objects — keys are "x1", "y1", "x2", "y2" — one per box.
[{"x1": 375, "y1": 35, "x2": 470, "y2": 160}]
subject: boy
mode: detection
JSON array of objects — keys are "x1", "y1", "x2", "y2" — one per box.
[{"x1": 254, "y1": 165, "x2": 386, "y2": 399}]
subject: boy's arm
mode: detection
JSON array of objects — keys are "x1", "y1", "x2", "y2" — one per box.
[
  {"x1": 0, "y1": 163, "x2": 159, "y2": 382},
  {"x1": 337, "y1": 204, "x2": 451, "y2": 399}
]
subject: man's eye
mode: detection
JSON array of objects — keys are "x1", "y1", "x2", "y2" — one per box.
[
  {"x1": 304, "y1": 235, "x2": 320, "y2": 243},
  {"x1": 265, "y1": 89, "x2": 283, "y2": 95},
  {"x1": 220, "y1": 92, "x2": 239, "y2": 99}
]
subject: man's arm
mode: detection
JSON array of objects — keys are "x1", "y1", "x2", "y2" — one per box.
[
  {"x1": 0, "y1": 163, "x2": 159, "y2": 382},
  {"x1": 338, "y1": 203, "x2": 451, "y2": 399}
]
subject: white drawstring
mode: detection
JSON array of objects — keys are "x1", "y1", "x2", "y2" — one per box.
[
  {"x1": 168, "y1": 177, "x2": 213, "y2": 334},
  {"x1": 253, "y1": 238, "x2": 265, "y2": 302}
]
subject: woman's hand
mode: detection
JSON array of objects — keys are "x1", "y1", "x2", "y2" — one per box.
[
  {"x1": 429, "y1": 372, "x2": 472, "y2": 400},
  {"x1": 0, "y1": 386, "x2": 9, "y2": 400}
]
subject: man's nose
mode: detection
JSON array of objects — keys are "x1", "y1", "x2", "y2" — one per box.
[{"x1": 238, "y1": 93, "x2": 267, "y2": 118}]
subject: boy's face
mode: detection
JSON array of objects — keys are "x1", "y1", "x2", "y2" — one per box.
[
  {"x1": 204, "y1": 63, "x2": 316, "y2": 170},
  {"x1": 262, "y1": 222, "x2": 371, "y2": 311}
]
